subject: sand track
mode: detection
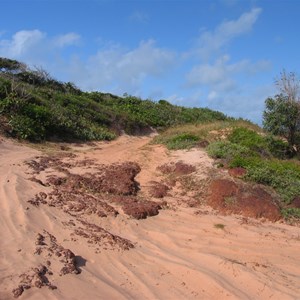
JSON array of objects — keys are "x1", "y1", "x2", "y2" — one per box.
[{"x1": 0, "y1": 135, "x2": 300, "y2": 299}]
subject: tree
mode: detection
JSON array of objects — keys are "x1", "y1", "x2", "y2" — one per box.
[
  {"x1": 275, "y1": 69, "x2": 300, "y2": 102},
  {"x1": 263, "y1": 71, "x2": 300, "y2": 154},
  {"x1": 0, "y1": 57, "x2": 26, "y2": 73}
]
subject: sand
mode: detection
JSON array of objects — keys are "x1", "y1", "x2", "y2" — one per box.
[{"x1": 0, "y1": 135, "x2": 300, "y2": 300}]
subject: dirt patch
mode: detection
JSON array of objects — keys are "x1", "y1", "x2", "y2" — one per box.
[
  {"x1": 228, "y1": 167, "x2": 247, "y2": 178},
  {"x1": 207, "y1": 179, "x2": 281, "y2": 221},
  {"x1": 43, "y1": 161, "x2": 141, "y2": 196},
  {"x1": 12, "y1": 231, "x2": 80, "y2": 298},
  {"x1": 112, "y1": 196, "x2": 164, "y2": 219},
  {"x1": 71, "y1": 219, "x2": 134, "y2": 251},
  {"x1": 148, "y1": 181, "x2": 170, "y2": 198},
  {"x1": 157, "y1": 161, "x2": 196, "y2": 176}
]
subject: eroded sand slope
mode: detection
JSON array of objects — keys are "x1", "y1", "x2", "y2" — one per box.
[{"x1": 0, "y1": 135, "x2": 300, "y2": 300}]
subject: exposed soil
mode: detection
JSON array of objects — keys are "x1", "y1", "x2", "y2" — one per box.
[
  {"x1": 157, "y1": 161, "x2": 196, "y2": 176},
  {"x1": 1, "y1": 135, "x2": 300, "y2": 300},
  {"x1": 228, "y1": 167, "x2": 247, "y2": 178},
  {"x1": 12, "y1": 231, "x2": 80, "y2": 298},
  {"x1": 207, "y1": 178, "x2": 282, "y2": 221}
]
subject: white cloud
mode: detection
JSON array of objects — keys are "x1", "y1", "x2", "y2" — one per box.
[
  {"x1": 184, "y1": 6, "x2": 271, "y2": 122},
  {"x1": 207, "y1": 83, "x2": 275, "y2": 124},
  {"x1": 0, "y1": 30, "x2": 45, "y2": 57},
  {"x1": 0, "y1": 29, "x2": 82, "y2": 69},
  {"x1": 53, "y1": 33, "x2": 81, "y2": 47},
  {"x1": 186, "y1": 55, "x2": 271, "y2": 91},
  {"x1": 194, "y1": 8, "x2": 262, "y2": 60},
  {"x1": 69, "y1": 39, "x2": 176, "y2": 93}
]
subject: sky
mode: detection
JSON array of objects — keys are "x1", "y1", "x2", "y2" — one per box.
[{"x1": 0, "y1": 0, "x2": 299, "y2": 124}]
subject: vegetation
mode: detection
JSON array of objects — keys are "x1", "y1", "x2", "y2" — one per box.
[
  {"x1": 154, "y1": 119, "x2": 261, "y2": 150},
  {"x1": 206, "y1": 125, "x2": 300, "y2": 218},
  {"x1": 1, "y1": 58, "x2": 300, "y2": 220},
  {"x1": 263, "y1": 70, "x2": 300, "y2": 154},
  {"x1": 0, "y1": 57, "x2": 228, "y2": 142},
  {"x1": 214, "y1": 223, "x2": 225, "y2": 229}
]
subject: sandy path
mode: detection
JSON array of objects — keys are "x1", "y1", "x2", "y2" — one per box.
[{"x1": 0, "y1": 135, "x2": 300, "y2": 299}]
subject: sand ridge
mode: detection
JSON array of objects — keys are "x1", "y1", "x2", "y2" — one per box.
[{"x1": 0, "y1": 135, "x2": 300, "y2": 299}]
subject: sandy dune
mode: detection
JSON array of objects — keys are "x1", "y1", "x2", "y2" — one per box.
[{"x1": 0, "y1": 135, "x2": 300, "y2": 300}]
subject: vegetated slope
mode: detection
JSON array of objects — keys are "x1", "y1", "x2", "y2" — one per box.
[
  {"x1": 0, "y1": 57, "x2": 227, "y2": 142},
  {"x1": 154, "y1": 121, "x2": 300, "y2": 221}
]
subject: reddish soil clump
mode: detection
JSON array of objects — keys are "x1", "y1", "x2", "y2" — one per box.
[
  {"x1": 94, "y1": 162, "x2": 141, "y2": 195},
  {"x1": 290, "y1": 197, "x2": 300, "y2": 208},
  {"x1": 157, "y1": 161, "x2": 196, "y2": 176},
  {"x1": 112, "y1": 196, "x2": 163, "y2": 219},
  {"x1": 12, "y1": 231, "x2": 80, "y2": 298},
  {"x1": 148, "y1": 181, "x2": 170, "y2": 198},
  {"x1": 45, "y1": 162, "x2": 141, "y2": 196},
  {"x1": 72, "y1": 220, "x2": 134, "y2": 251},
  {"x1": 228, "y1": 167, "x2": 247, "y2": 178},
  {"x1": 207, "y1": 179, "x2": 281, "y2": 221}
]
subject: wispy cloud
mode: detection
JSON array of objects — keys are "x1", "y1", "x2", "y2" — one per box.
[
  {"x1": 73, "y1": 39, "x2": 176, "y2": 93},
  {"x1": 129, "y1": 11, "x2": 149, "y2": 24},
  {"x1": 53, "y1": 33, "x2": 81, "y2": 47},
  {"x1": 0, "y1": 30, "x2": 45, "y2": 57},
  {"x1": 193, "y1": 7, "x2": 262, "y2": 61}
]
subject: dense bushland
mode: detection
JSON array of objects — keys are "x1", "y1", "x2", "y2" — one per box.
[{"x1": 0, "y1": 57, "x2": 228, "y2": 141}]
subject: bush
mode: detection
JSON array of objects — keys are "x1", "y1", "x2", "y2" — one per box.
[
  {"x1": 263, "y1": 94, "x2": 300, "y2": 154},
  {"x1": 228, "y1": 127, "x2": 269, "y2": 156},
  {"x1": 164, "y1": 133, "x2": 200, "y2": 150},
  {"x1": 0, "y1": 77, "x2": 11, "y2": 98},
  {"x1": 9, "y1": 114, "x2": 46, "y2": 141},
  {"x1": 207, "y1": 141, "x2": 251, "y2": 160},
  {"x1": 0, "y1": 57, "x2": 230, "y2": 143},
  {"x1": 281, "y1": 208, "x2": 300, "y2": 220},
  {"x1": 230, "y1": 156, "x2": 300, "y2": 204},
  {"x1": 265, "y1": 135, "x2": 290, "y2": 159}
]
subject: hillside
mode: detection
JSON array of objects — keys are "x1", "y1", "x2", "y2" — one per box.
[
  {"x1": 1, "y1": 57, "x2": 300, "y2": 299},
  {"x1": 0, "y1": 57, "x2": 227, "y2": 142}
]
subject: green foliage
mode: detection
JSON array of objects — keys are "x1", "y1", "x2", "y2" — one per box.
[
  {"x1": 0, "y1": 77, "x2": 11, "y2": 98},
  {"x1": 230, "y1": 156, "x2": 300, "y2": 204},
  {"x1": 9, "y1": 114, "x2": 46, "y2": 141},
  {"x1": 0, "y1": 57, "x2": 229, "y2": 142},
  {"x1": 264, "y1": 135, "x2": 290, "y2": 159},
  {"x1": 214, "y1": 223, "x2": 225, "y2": 229},
  {"x1": 162, "y1": 133, "x2": 200, "y2": 150},
  {"x1": 206, "y1": 124, "x2": 300, "y2": 212},
  {"x1": 228, "y1": 127, "x2": 268, "y2": 154},
  {"x1": 281, "y1": 208, "x2": 300, "y2": 220},
  {"x1": 207, "y1": 140, "x2": 250, "y2": 160},
  {"x1": 263, "y1": 94, "x2": 300, "y2": 152},
  {"x1": 0, "y1": 57, "x2": 25, "y2": 72}
]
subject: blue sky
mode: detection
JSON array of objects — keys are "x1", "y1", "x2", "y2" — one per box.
[{"x1": 0, "y1": 0, "x2": 299, "y2": 123}]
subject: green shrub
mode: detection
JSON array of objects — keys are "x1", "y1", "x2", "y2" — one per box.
[
  {"x1": 9, "y1": 114, "x2": 46, "y2": 141},
  {"x1": 230, "y1": 156, "x2": 300, "y2": 204},
  {"x1": 0, "y1": 77, "x2": 11, "y2": 98},
  {"x1": 164, "y1": 133, "x2": 200, "y2": 150},
  {"x1": 264, "y1": 135, "x2": 290, "y2": 159},
  {"x1": 281, "y1": 208, "x2": 300, "y2": 220},
  {"x1": 207, "y1": 141, "x2": 251, "y2": 160},
  {"x1": 228, "y1": 127, "x2": 269, "y2": 155},
  {"x1": 0, "y1": 57, "x2": 230, "y2": 143}
]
